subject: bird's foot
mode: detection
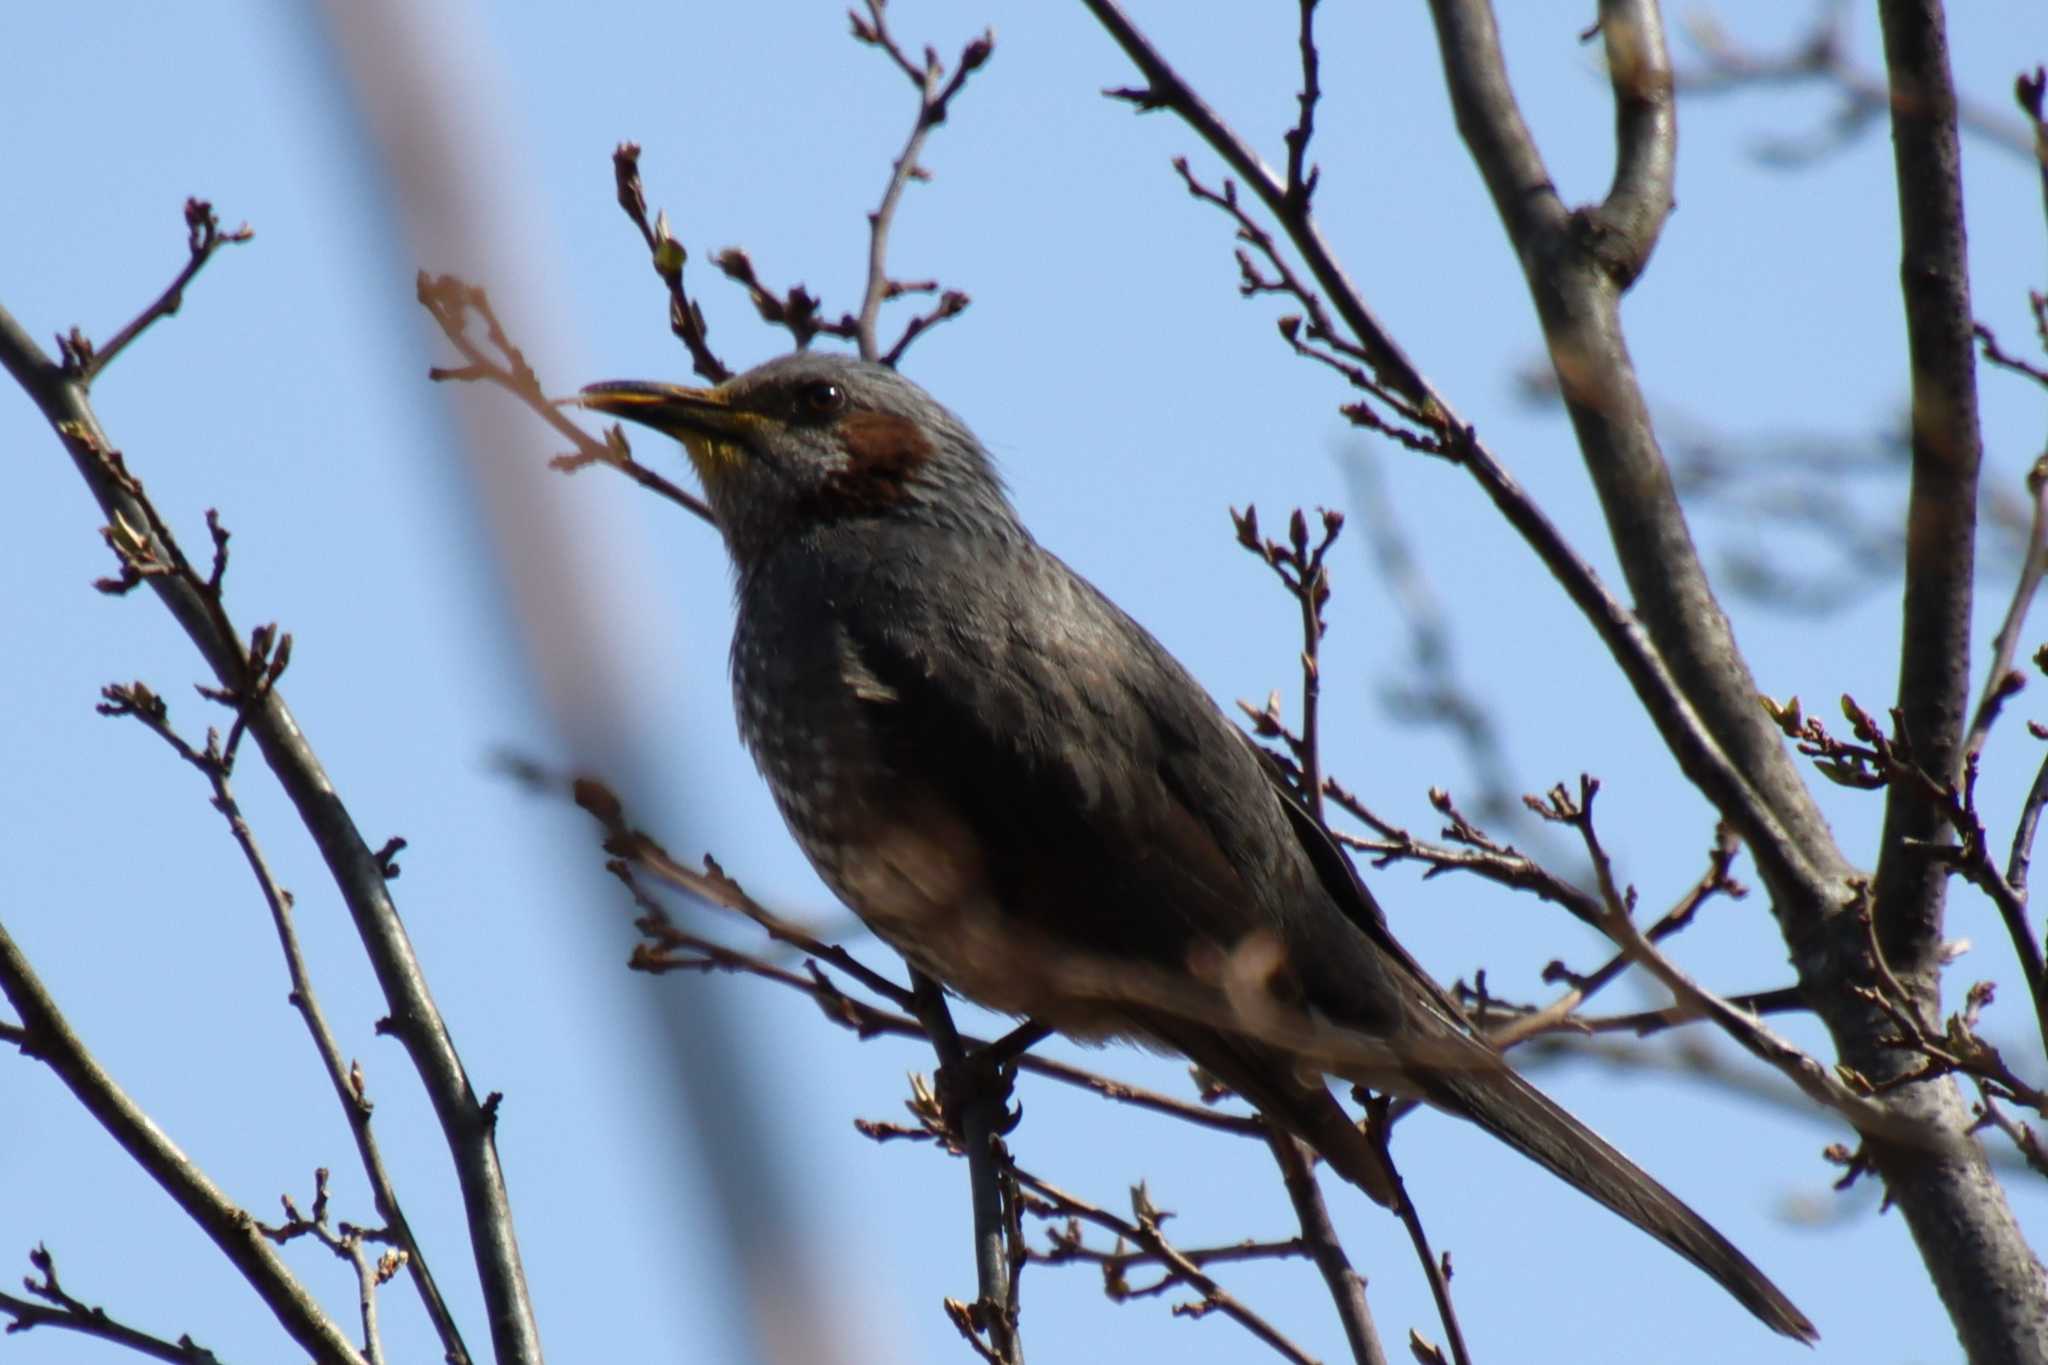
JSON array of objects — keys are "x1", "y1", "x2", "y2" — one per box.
[{"x1": 933, "y1": 1021, "x2": 1044, "y2": 1140}]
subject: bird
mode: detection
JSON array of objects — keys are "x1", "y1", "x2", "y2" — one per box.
[{"x1": 577, "y1": 351, "x2": 1816, "y2": 1342}]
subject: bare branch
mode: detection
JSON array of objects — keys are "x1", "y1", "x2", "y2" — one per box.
[
  {"x1": 1081, "y1": 0, "x2": 1846, "y2": 920},
  {"x1": 96, "y1": 681, "x2": 471, "y2": 1362},
  {"x1": 1867, "y1": 0, "x2": 1985, "y2": 998},
  {"x1": 611, "y1": 142, "x2": 731, "y2": 383},
  {"x1": 851, "y1": 1, "x2": 992, "y2": 364},
  {"x1": 417, "y1": 273, "x2": 712, "y2": 524},
  {"x1": 1265, "y1": 1133, "x2": 1389, "y2": 1365},
  {"x1": 1677, "y1": 8, "x2": 2038, "y2": 163},
  {"x1": 0, "y1": 267, "x2": 543, "y2": 1363},
  {"x1": 1017, "y1": 1173, "x2": 1318, "y2": 1365},
  {"x1": 1596, "y1": 0, "x2": 1679, "y2": 284},
  {"x1": 0, "y1": 925, "x2": 365, "y2": 1363},
  {"x1": 54, "y1": 198, "x2": 251, "y2": 384}
]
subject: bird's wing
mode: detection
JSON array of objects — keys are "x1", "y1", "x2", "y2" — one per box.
[
  {"x1": 832, "y1": 540, "x2": 1816, "y2": 1341},
  {"x1": 834, "y1": 541, "x2": 1403, "y2": 1027}
]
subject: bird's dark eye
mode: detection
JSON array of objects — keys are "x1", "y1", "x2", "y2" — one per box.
[{"x1": 796, "y1": 380, "x2": 847, "y2": 420}]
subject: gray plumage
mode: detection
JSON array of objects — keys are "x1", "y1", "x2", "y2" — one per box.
[{"x1": 580, "y1": 352, "x2": 1817, "y2": 1343}]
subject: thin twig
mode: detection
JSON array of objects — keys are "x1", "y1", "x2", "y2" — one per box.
[
  {"x1": 256, "y1": 1171, "x2": 395, "y2": 1365},
  {"x1": 1960, "y1": 456, "x2": 2048, "y2": 773},
  {"x1": 1526, "y1": 778, "x2": 1920, "y2": 1137},
  {"x1": 611, "y1": 142, "x2": 731, "y2": 383},
  {"x1": 0, "y1": 268, "x2": 543, "y2": 1363},
  {"x1": 1281, "y1": 0, "x2": 1323, "y2": 210},
  {"x1": 1016, "y1": 1172, "x2": 1318, "y2": 1365},
  {"x1": 845, "y1": 3, "x2": 992, "y2": 364},
  {"x1": 416, "y1": 273, "x2": 712, "y2": 523},
  {"x1": 0, "y1": 1246, "x2": 225, "y2": 1364},
  {"x1": 1485, "y1": 822, "x2": 1748, "y2": 1049},
  {"x1": 1233, "y1": 504, "x2": 1344, "y2": 812},
  {"x1": 1079, "y1": 0, "x2": 1840, "y2": 915},
  {"x1": 97, "y1": 682, "x2": 470, "y2": 1362},
  {"x1": 56, "y1": 199, "x2": 251, "y2": 383}
]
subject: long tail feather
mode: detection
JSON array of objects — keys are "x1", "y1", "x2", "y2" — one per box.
[{"x1": 1421, "y1": 1058, "x2": 1817, "y2": 1343}]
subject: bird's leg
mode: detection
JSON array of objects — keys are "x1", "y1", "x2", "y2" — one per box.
[
  {"x1": 919, "y1": 998, "x2": 1040, "y2": 1138},
  {"x1": 980, "y1": 1020, "x2": 1054, "y2": 1071}
]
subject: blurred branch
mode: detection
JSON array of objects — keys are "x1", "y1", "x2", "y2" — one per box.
[
  {"x1": 1677, "y1": 4, "x2": 2037, "y2": 164},
  {"x1": 541, "y1": 763, "x2": 1269, "y2": 1135},
  {"x1": 1340, "y1": 449, "x2": 1545, "y2": 839},
  {"x1": 1515, "y1": 366, "x2": 2039, "y2": 616}
]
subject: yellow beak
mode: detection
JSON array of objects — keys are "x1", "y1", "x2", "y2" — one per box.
[
  {"x1": 577, "y1": 379, "x2": 758, "y2": 484},
  {"x1": 576, "y1": 379, "x2": 749, "y2": 440}
]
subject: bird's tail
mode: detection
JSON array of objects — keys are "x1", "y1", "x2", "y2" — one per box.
[{"x1": 1418, "y1": 1054, "x2": 1817, "y2": 1343}]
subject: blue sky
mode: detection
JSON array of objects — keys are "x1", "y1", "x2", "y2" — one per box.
[{"x1": 4, "y1": 3, "x2": 2045, "y2": 1363}]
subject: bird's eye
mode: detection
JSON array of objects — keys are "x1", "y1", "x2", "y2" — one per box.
[{"x1": 796, "y1": 380, "x2": 847, "y2": 420}]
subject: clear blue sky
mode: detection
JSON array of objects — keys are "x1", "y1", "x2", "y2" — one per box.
[{"x1": 4, "y1": 3, "x2": 2044, "y2": 1363}]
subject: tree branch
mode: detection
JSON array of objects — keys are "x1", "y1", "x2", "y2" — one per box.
[
  {"x1": 97, "y1": 682, "x2": 472, "y2": 1363},
  {"x1": 1079, "y1": 0, "x2": 1850, "y2": 925},
  {"x1": 0, "y1": 1245, "x2": 226, "y2": 1364},
  {"x1": 0, "y1": 253, "x2": 542, "y2": 1363},
  {"x1": 0, "y1": 925, "x2": 365, "y2": 1363},
  {"x1": 849, "y1": 1, "x2": 992, "y2": 364},
  {"x1": 1265, "y1": 1130, "x2": 1387, "y2": 1365}
]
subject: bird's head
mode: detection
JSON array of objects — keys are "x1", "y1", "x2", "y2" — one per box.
[{"x1": 578, "y1": 352, "x2": 1015, "y2": 565}]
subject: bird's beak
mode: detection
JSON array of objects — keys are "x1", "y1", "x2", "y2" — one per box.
[
  {"x1": 575, "y1": 379, "x2": 749, "y2": 441},
  {"x1": 577, "y1": 379, "x2": 759, "y2": 488}
]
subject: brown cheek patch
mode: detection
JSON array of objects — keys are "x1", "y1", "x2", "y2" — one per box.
[
  {"x1": 841, "y1": 411, "x2": 935, "y2": 476},
  {"x1": 819, "y1": 410, "x2": 937, "y2": 511}
]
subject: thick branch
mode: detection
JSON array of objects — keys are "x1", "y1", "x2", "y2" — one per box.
[
  {"x1": 1425, "y1": 0, "x2": 1854, "y2": 946},
  {"x1": 1846, "y1": 8, "x2": 2043, "y2": 1360},
  {"x1": 1868, "y1": 0, "x2": 1984, "y2": 974}
]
